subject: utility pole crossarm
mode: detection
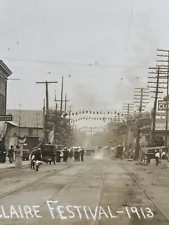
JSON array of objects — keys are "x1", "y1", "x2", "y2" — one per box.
[
  {"x1": 36, "y1": 80, "x2": 58, "y2": 112},
  {"x1": 36, "y1": 81, "x2": 58, "y2": 83}
]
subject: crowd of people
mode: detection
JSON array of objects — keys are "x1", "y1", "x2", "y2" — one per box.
[{"x1": 30, "y1": 147, "x2": 85, "y2": 171}]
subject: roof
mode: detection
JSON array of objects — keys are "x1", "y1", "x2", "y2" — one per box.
[
  {"x1": 0, "y1": 60, "x2": 12, "y2": 77},
  {"x1": 7, "y1": 109, "x2": 43, "y2": 128},
  {"x1": 163, "y1": 95, "x2": 169, "y2": 101}
]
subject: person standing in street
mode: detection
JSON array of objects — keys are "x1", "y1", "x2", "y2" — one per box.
[
  {"x1": 34, "y1": 148, "x2": 42, "y2": 171},
  {"x1": 56, "y1": 150, "x2": 61, "y2": 162},
  {"x1": 8, "y1": 146, "x2": 14, "y2": 163},
  {"x1": 155, "y1": 150, "x2": 160, "y2": 166},
  {"x1": 74, "y1": 148, "x2": 78, "y2": 162},
  {"x1": 63, "y1": 147, "x2": 69, "y2": 162},
  {"x1": 80, "y1": 148, "x2": 84, "y2": 162},
  {"x1": 30, "y1": 150, "x2": 35, "y2": 169}
]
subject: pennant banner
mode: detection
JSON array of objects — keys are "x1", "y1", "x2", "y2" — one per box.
[
  {"x1": 70, "y1": 116, "x2": 125, "y2": 123},
  {"x1": 78, "y1": 126, "x2": 104, "y2": 130},
  {"x1": 70, "y1": 110, "x2": 124, "y2": 117}
]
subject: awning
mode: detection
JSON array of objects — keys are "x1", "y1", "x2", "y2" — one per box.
[{"x1": 6, "y1": 121, "x2": 18, "y2": 127}]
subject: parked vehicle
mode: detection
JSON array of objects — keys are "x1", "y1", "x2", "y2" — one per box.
[
  {"x1": 110, "y1": 146, "x2": 123, "y2": 159},
  {"x1": 41, "y1": 144, "x2": 56, "y2": 164},
  {"x1": 141, "y1": 146, "x2": 167, "y2": 163}
]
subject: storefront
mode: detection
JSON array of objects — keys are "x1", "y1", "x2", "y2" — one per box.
[{"x1": 0, "y1": 60, "x2": 12, "y2": 115}]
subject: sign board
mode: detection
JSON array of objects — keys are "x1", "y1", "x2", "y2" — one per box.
[
  {"x1": 155, "y1": 123, "x2": 169, "y2": 130},
  {"x1": 18, "y1": 136, "x2": 26, "y2": 144},
  {"x1": 0, "y1": 115, "x2": 12, "y2": 121},
  {"x1": 158, "y1": 100, "x2": 169, "y2": 111}
]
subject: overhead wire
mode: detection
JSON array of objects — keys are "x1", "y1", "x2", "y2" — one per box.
[
  {"x1": 2, "y1": 57, "x2": 147, "y2": 69},
  {"x1": 125, "y1": 0, "x2": 135, "y2": 51}
]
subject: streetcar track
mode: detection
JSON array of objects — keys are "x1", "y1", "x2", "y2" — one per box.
[
  {"x1": 20, "y1": 161, "x2": 100, "y2": 225},
  {"x1": 94, "y1": 172, "x2": 105, "y2": 225},
  {"x1": 0, "y1": 164, "x2": 30, "y2": 179},
  {"x1": 121, "y1": 163, "x2": 169, "y2": 222},
  {"x1": 0, "y1": 164, "x2": 74, "y2": 199}
]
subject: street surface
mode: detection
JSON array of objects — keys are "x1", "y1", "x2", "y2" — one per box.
[{"x1": 0, "y1": 156, "x2": 168, "y2": 225}]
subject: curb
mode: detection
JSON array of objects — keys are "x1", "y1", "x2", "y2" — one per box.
[{"x1": 0, "y1": 164, "x2": 29, "y2": 170}]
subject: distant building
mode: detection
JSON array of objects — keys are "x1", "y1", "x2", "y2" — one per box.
[
  {"x1": 0, "y1": 60, "x2": 12, "y2": 115},
  {"x1": 7, "y1": 109, "x2": 44, "y2": 138}
]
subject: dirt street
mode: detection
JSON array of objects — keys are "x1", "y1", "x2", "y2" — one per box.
[{"x1": 0, "y1": 157, "x2": 168, "y2": 225}]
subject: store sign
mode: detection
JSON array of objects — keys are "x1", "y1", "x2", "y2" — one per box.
[
  {"x1": 0, "y1": 115, "x2": 12, "y2": 121},
  {"x1": 158, "y1": 100, "x2": 169, "y2": 111},
  {"x1": 155, "y1": 123, "x2": 169, "y2": 130}
]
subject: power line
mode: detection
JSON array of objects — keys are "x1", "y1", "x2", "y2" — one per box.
[
  {"x1": 2, "y1": 57, "x2": 148, "y2": 69},
  {"x1": 125, "y1": 0, "x2": 135, "y2": 50}
]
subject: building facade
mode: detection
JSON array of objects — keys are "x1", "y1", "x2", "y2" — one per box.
[
  {"x1": 0, "y1": 60, "x2": 12, "y2": 115},
  {"x1": 7, "y1": 109, "x2": 44, "y2": 138}
]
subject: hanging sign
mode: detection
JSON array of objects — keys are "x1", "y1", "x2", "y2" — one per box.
[{"x1": 158, "y1": 100, "x2": 169, "y2": 111}]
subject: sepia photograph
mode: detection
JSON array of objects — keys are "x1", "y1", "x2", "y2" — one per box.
[{"x1": 0, "y1": 0, "x2": 169, "y2": 224}]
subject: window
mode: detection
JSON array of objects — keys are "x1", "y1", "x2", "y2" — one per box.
[{"x1": 28, "y1": 128, "x2": 33, "y2": 136}]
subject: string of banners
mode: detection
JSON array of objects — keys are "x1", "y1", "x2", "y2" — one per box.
[
  {"x1": 77, "y1": 130, "x2": 102, "y2": 133},
  {"x1": 71, "y1": 110, "x2": 124, "y2": 116},
  {"x1": 70, "y1": 116, "x2": 124, "y2": 122},
  {"x1": 78, "y1": 126, "x2": 104, "y2": 130}
]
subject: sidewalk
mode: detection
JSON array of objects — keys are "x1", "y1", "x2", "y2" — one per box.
[{"x1": 0, "y1": 161, "x2": 29, "y2": 169}]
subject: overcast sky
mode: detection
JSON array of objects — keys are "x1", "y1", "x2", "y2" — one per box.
[{"x1": 0, "y1": 0, "x2": 169, "y2": 117}]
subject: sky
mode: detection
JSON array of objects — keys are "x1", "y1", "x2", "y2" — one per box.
[{"x1": 1, "y1": 0, "x2": 169, "y2": 123}]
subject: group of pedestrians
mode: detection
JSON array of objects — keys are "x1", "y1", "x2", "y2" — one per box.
[
  {"x1": 29, "y1": 146, "x2": 85, "y2": 171},
  {"x1": 74, "y1": 148, "x2": 84, "y2": 162},
  {"x1": 56, "y1": 147, "x2": 69, "y2": 163},
  {"x1": 56, "y1": 147, "x2": 84, "y2": 162}
]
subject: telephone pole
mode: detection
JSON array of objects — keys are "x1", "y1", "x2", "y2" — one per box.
[
  {"x1": 43, "y1": 99, "x2": 46, "y2": 142},
  {"x1": 54, "y1": 90, "x2": 58, "y2": 110},
  {"x1": 148, "y1": 66, "x2": 165, "y2": 144},
  {"x1": 60, "y1": 76, "x2": 64, "y2": 113},
  {"x1": 134, "y1": 87, "x2": 149, "y2": 160},
  {"x1": 64, "y1": 94, "x2": 67, "y2": 113},
  {"x1": 36, "y1": 81, "x2": 58, "y2": 143},
  {"x1": 123, "y1": 103, "x2": 134, "y2": 117},
  {"x1": 56, "y1": 97, "x2": 69, "y2": 115},
  {"x1": 157, "y1": 49, "x2": 169, "y2": 158},
  {"x1": 18, "y1": 104, "x2": 22, "y2": 138},
  {"x1": 122, "y1": 103, "x2": 134, "y2": 148},
  {"x1": 36, "y1": 81, "x2": 58, "y2": 113}
]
